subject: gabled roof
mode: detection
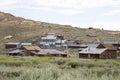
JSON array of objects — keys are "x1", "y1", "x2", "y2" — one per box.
[
  {"x1": 79, "y1": 48, "x2": 107, "y2": 54},
  {"x1": 97, "y1": 44, "x2": 117, "y2": 50},
  {"x1": 22, "y1": 46, "x2": 41, "y2": 51}
]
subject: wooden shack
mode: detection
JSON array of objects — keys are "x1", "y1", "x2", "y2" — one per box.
[
  {"x1": 21, "y1": 46, "x2": 41, "y2": 56},
  {"x1": 97, "y1": 43, "x2": 117, "y2": 51},
  {"x1": 96, "y1": 44, "x2": 117, "y2": 58},
  {"x1": 103, "y1": 41, "x2": 120, "y2": 56},
  {"x1": 5, "y1": 42, "x2": 20, "y2": 49}
]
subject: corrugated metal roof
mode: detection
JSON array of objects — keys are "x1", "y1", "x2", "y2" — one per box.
[{"x1": 79, "y1": 48, "x2": 107, "y2": 54}]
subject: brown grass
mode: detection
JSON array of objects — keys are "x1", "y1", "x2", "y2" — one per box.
[{"x1": 0, "y1": 11, "x2": 120, "y2": 53}]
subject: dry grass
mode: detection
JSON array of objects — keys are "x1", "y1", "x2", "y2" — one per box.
[
  {"x1": 0, "y1": 56, "x2": 120, "y2": 80},
  {"x1": 0, "y1": 11, "x2": 120, "y2": 54}
]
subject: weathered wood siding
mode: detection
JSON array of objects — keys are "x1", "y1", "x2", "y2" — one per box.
[{"x1": 100, "y1": 50, "x2": 117, "y2": 59}]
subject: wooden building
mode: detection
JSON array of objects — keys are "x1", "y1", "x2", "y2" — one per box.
[
  {"x1": 96, "y1": 44, "x2": 117, "y2": 58},
  {"x1": 21, "y1": 46, "x2": 67, "y2": 57},
  {"x1": 96, "y1": 43, "x2": 117, "y2": 51},
  {"x1": 21, "y1": 46, "x2": 41, "y2": 56},
  {"x1": 5, "y1": 42, "x2": 20, "y2": 49},
  {"x1": 103, "y1": 41, "x2": 120, "y2": 56},
  {"x1": 79, "y1": 47, "x2": 117, "y2": 59},
  {"x1": 38, "y1": 33, "x2": 68, "y2": 49},
  {"x1": 35, "y1": 49, "x2": 67, "y2": 57},
  {"x1": 79, "y1": 48, "x2": 107, "y2": 59}
]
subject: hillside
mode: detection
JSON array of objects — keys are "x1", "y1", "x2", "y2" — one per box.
[{"x1": 0, "y1": 11, "x2": 120, "y2": 53}]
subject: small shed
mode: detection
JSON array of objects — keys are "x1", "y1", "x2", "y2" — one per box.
[{"x1": 5, "y1": 42, "x2": 20, "y2": 49}]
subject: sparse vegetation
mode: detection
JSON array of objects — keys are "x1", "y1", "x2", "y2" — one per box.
[
  {"x1": 0, "y1": 11, "x2": 120, "y2": 54},
  {"x1": 0, "y1": 11, "x2": 120, "y2": 80},
  {"x1": 0, "y1": 56, "x2": 120, "y2": 80}
]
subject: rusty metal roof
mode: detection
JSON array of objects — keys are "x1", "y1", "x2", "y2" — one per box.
[{"x1": 23, "y1": 46, "x2": 41, "y2": 51}]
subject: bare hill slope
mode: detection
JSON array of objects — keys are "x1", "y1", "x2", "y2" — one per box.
[{"x1": 0, "y1": 11, "x2": 120, "y2": 53}]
